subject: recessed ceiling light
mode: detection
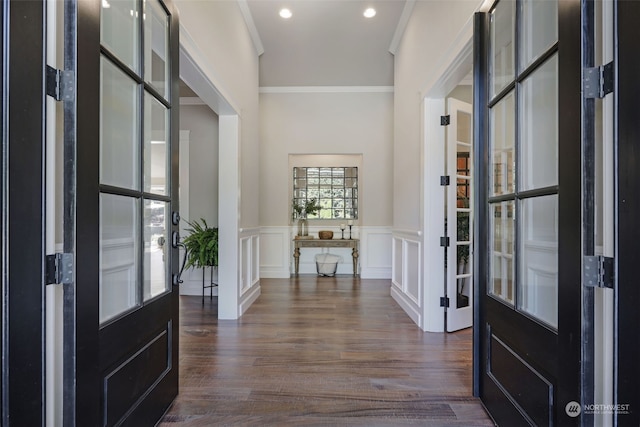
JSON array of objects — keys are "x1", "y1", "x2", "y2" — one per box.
[
  {"x1": 363, "y1": 8, "x2": 376, "y2": 18},
  {"x1": 279, "y1": 8, "x2": 292, "y2": 19}
]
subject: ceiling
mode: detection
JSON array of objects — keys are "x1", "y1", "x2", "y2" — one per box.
[{"x1": 244, "y1": 0, "x2": 409, "y2": 87}]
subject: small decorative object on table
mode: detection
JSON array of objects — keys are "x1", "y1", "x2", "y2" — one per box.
[
  {"x1": 340, "y1": 223, "x2": 346, "y2": 239},
  {"x1": 348, "y1": 220, "x2": 353, "y2": 239},
  {"x1": 318, "y1": 230, "x2": 333, "y2": 240}
]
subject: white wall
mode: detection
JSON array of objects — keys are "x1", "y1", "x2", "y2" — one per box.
[
  {"x1": 393, "y1": 0, "x2": 480, "y2": 231},
  {"x1": 179, "y1": 104, "x2": 220, "y2": 296},
  {"x1": 392, "y1": 0, "x2": 483, "y2": 330},
  {"x1": 176, "y1": 0, "x2": 261, "y2": 317},
  {"x1": 175, "y1": 0, "x2": 261, "y2": 229},
  {"x1": 258, "y1": 89, "x2": 394, "y2": 278},
  {"x1": 180, "y1": 104, "x2": 219, "y2": 225}
]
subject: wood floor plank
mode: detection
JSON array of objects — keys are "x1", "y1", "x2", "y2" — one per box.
[{"x1": 160, "y1": 277, "x2": 494, "y2": 426}]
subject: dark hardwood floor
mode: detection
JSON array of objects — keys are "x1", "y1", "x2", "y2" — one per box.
[{"x1": 160, "y1": 276, "x2": 493, "y2": 426}]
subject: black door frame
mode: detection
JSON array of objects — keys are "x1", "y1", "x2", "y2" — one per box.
[
  {"x1": 2, "y1": 0, "x2": 46, "y2": 425},
  {"x1": 615, "y1": 0, "x2": 640, "y2": 423},
  {"x1": 473, "y1": 0, "x2": 583, "y2": 424}
]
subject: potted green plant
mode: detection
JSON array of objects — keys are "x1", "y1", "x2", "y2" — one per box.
[
  {"x1": 292, "y1": 197, "x2": 320, "y2": 236},
  {"x1": 182, "y1": 218, "x2": 218, "y2": 269}
]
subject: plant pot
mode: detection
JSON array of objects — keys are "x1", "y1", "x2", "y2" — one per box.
[{"x1": 297, "y1": 218, "x2": 308, "y2": 236}]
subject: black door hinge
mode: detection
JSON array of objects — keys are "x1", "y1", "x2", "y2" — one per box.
[
  {"x1": 45, "y1": 253, "x2": 74, "y2": 285},
  {"x1": 440, "y1": 115, "x2": 451, "y2": 126},
  {"x1": 440, "y1": 237, "x2": 450, "y2": 247},
  {"x1": 584, "y1": 255, "x2": 614, "y2": 289},
  {"x1": 46, "y1": 65, "x2": 74, "y2": 102},
  {"x1": 440, "y1": 175, "x2": 450, "y2": 186},
  {"x1": 440, "y1": 297, "x2": 450, "y2": 308},
  {"x1": 584, "y1": 61, "x2": 614, "y2": 99}
]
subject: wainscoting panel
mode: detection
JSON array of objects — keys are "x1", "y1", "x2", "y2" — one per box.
[
  {"x1": 259, "y1": 228, "x2": 290, "y2": 278},
  {"x1": 239, "y1": 229, "x2": 261, "y2": 315},
  {"x1": 259, "y1": 226, "x2": 392, "y2": 279},
  {"x1": 359, "y1": 228, "x2": 392, "y2": 279},
  {"x1": 390, "y1": 230, "x2": 423, "y2": 328},
  {"x1": 392, "y1": 237, "x2": 403, "y2": 286},
  {"x1": 240, "y1": 232, "x2": 260, "y2": 293},
  {"x1": 404, "y1": 240, "x2": 421, "y2": 304}
]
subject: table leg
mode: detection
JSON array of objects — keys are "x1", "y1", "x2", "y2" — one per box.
[
  {"x1": 294, "y1": 247, "x2": 300, "y2": 276},
  {"x1": 352, "y1": 247, "x2": 359, "y2": 276}
]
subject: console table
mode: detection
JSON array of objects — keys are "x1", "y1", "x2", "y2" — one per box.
[{"x1": 293, "y1": 238, "x2": 359, "y2": 277}]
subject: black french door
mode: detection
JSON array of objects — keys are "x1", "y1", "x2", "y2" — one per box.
[
  {"x1": 67, "y1": 0, "x2": 180, "y2": 425},
  {"x1": 474, "y1": 0, "x2": 582, "y2": 425},
  {"x1": 2, "y1": 0, "x2": 46, "y2": 425},
  {"x1": 615, "y1": 0, "x2": 640, "y2": 424}
]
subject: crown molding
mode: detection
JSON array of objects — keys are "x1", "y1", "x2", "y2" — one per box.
[
  {"x1": 259, "y1": 86, "x2": 394, "y2": 94},
  {"x1": 237, "y1": 0, "x2": 265, "y2": 56},
  {"x1": 388, "y1": 0, "x2": 416, "y2": 55}
]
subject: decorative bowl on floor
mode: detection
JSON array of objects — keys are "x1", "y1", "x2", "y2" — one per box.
[{"x1": 318, "y1": 230, "x2": 334, "y2": 240}]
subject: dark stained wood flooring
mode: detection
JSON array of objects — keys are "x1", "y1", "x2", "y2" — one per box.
[{"x1": 160, "y1": 276, "x2": 494, "y2": 426}]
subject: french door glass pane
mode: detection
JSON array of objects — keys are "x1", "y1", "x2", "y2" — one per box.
[
  {"x1": 144, "y1": 200, "x2": 169, "y2": 301},
  {"x1": 144, "y1": 93, "x2": 168, "y2": 195},
  {"x1": 100, "y1": 57, "x2": 140, "y2": 190},
  {"x1": 490, "y1": 201, "x2": 515, "y2": 304},
  {"x1": 100, "y1": 0, "x2": 140, "y2": 73},
  {"x1": 100, "y1": 194, "x2": 140, "y2": 323},
  {"x1": 519, "y1": 55, "x2": 558, "y2": 191},
  {"x1": 144, "y1": 0, "x2": 169, "y2": 99},
  {"x1": 490, "y1": 0, "x2": 515, "y2": 98},
  {"x1": 519, "y1": 0, "x2": 558, "y2": 70},
  {"x1": 490, "y1": 91, "x2": 515, "y2": 196},
  {"x1": 518, "y1": 195, "x2": 558, "y2": 328}
]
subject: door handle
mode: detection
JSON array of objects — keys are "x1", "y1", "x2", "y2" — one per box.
[{"x1": 172, "y1": 241, "x2": 188, "y2": 286}]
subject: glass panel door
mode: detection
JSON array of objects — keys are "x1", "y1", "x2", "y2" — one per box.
[
  {"x1": 487, "y1": 0, "x2": 559, "y2": 329},
  {"x1": 476, "y1": 0, "x2": 582, "y2": 424},
  {"x1": 446, "y1": 98, "x2": 473, "y2": 332},
  {"x1": 99, "y1": 0, "x2": 171, "y2": 324},
  {"x1": 70, "y1": 0, "x2": 179, "y2": 424}
]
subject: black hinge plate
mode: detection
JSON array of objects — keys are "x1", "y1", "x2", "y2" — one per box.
[
  {"x1": 440, "y1": 297, "x2": 450, "y2": 308},
  {"x1": 45, "y1": 253, "x2": 74, "y2": 285},
  {"x1": 46, "y1": 65, "x2": 74, "y2": 102},
  {"x1": 584, "y1": 61, "x2": 614, "y2": 99},
  {"x1": 440, "y1": 175, "x2": 450, "y2": 186},
  {"x1": 584, "y1": 255, "x2": 614, "y2": 289},
  {"x1": 440, "y1": 115, "x2": 451, "y2": 126},
  {"x1": 440, "y1": 237, "x2": 450, "y2": 247}
]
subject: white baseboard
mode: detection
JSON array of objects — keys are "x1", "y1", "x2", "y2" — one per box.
[
  {"x1": 239, "y1": 284, "x2": 261, "y2": 315},
  {"x1": 260, "y1": 266, "x2": 291, "y2": 279},
  {"x1": 361, "y1": 267, "x2": 392, "y2": 279},
  {"x1": 390, "y1": 284, "x2": 421, "y2": 327}
]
